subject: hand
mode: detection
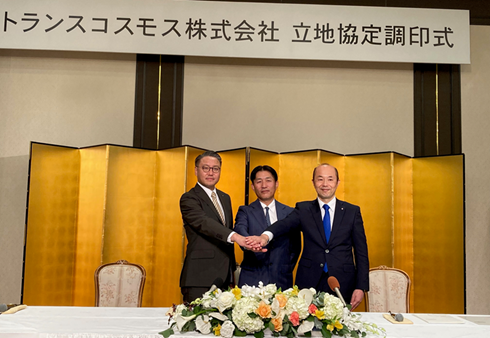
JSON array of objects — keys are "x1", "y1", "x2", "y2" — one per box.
[
  {"x1": 231, "y1": 233, "x2": 253, "y2": 250},
  {"x1": 350, "y1": 289, "x2": 364, "y2": 310},
  {"x1": 245, "y1": 235, "x2": 268, "y2": 252}
]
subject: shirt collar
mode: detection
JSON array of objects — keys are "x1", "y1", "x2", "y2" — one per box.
[
  {"x1": 259, "y1": 199, "x2": 276, "y2": 210},
  {"x1": 317, "y1": 196, "x2": 337, "y2": 212},
  {"x1": 197, "y1": 182, "x2": 217, "y2": 197}
]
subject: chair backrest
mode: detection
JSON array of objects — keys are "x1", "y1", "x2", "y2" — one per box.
[
  {"x1": 94, "y1": 259, "x2": 146, "y2": 307},
  {"x1": 365, "y1": 265, "x2": 411, "y2": 313}
]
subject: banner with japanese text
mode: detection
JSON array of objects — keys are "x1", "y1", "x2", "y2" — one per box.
[{"x1": 0, "y1": 0, "x2": 470, "y2": 64}]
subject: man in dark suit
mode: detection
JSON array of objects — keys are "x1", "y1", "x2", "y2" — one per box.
[
  {"x1": 180, "y1": 151, "x2": 250, "y2": 302},
  {"x1": 247, "y1": 164, "x2": 369, "y2": 310},
  {"x1": 234, "y1": 165, "x2": 301, "y2": 290}
]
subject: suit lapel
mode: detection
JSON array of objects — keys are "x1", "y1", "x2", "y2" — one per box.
[
  {"x1": 330, "y1": 199, "x2": 345, "y2": 243},
  {"x1": 194, "y1": 184, "x2": 224, "y2": 225},
  {"x1": 310, "y1": 200, "x2": 328, "y2": 245},
  {"x1": 250, "y1": 200, "x2": 268, "y2": 230},
  {"x1": 217, "y1": 189, "x2": 231, "y2": 228},
  {"x1": 276, "y1": 201, "x2": 287, "y2": 220}
]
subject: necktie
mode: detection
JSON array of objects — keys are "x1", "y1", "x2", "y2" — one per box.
[
  {"x1": 211, "y1": 192, "x2": 226, "y2": 225},
  {"x1": 265, "y1": 206, "x2": 271, "y2": 226},
  {"x1": 323, "y1": 204, "x2": 330, "y2": 273}
]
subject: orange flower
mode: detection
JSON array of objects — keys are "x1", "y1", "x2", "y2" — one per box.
[
  {"x1": 275, "y1": 294, "x2": 288, "y2": 308},
  {"x1": 256, "y1": 301, "x2": 272, "y2": 318},
  {"x1": 289, "y1": 311, "x2": 300, "y2": 326},
  {"x1": 308, "y1": 303, "x2": 318, "y2": 314},
  {"x1": 271, "y1": 317, "x2": 283, "y2": 332}
]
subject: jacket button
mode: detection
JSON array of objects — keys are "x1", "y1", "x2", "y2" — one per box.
[
  {"x1": 325, "y1": 249, "x2": 329, "y2": 253},
  {"x1": 320, "y1": 263, "x2": 324, "y2": 268}
]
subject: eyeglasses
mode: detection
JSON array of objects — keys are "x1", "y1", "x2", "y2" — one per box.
[{"x1": 201, "y1": 165, "x2": 221, "y2": 173}]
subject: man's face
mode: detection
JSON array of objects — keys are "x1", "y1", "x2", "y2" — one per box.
[
  {"x1": 251, "y1": 170, "x2": 278, "y2": 204},
  {"x1": 313, "y1": 165, "x2": 339, "y2": 203},
  {"x1": 195, "y1": 156, "x2": 221, "y2": 190}
]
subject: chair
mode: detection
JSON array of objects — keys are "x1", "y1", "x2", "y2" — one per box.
[
  {"x1": 365, "y1": 265, "x2": 411, "y2": 313},
  {"x1": 94, "y1": 259, "x2": 146, "y2": 307}
]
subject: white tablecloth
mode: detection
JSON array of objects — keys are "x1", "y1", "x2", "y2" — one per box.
[{"x1": 1, "y1": 306, "x2": 489, "y2": 338}]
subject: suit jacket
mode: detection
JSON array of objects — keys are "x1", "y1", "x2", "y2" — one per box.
[
  {"x1": 268, "y1": 198, "x2": 369, "y2": 301},
  {"x1": 179, "y1": 184, "x2": 235, "y2": 289},
  {"x1": 234, "y1": 200, "x2": 301, "y2": 289}
]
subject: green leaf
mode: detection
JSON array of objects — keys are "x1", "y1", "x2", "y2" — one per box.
[
  {"x1": 321, "y1": 325, "x2": 332, "y2": 338},
  {"x1": 182, "y1": 309, "x2": 193, "y2": 316},
  {"x1": 306, "y1": 316, "x2": 315, "y2": 322},
  {"x1": 159, "y1": 328, "x2": 174, "y2": 338},
  {"x1": 281, "y1": 323, "x2": 290, "y2": 335},
  {"x1": 248, "y1": 312, "x2": 259, "y2": 319},
  {"x1": 304, "y1": 332, "x2": 312, "y2": 337},
  {"x1": 350, "y1": 331, "x2": 359, "y2": 338},
  {"x1": 268, "y1": 321, "x2": 276, "y2": 332},
  {"x1": 254, "y1": 330, "x2": 265, "y2": 338},
  {"x1": 234, "y1": 329, "x2": 247, "y2": 337}
]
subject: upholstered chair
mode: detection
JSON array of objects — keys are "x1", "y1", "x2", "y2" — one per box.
[
  {"x1": 95, "y1": 259, "x2": 146, "y2": 307},
  {"x1": 365, "y1": 265, "x2": 411, "y2": 313}
]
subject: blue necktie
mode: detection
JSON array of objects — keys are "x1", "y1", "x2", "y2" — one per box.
[
  {"x1": 265, "y1": 206, "x2": 271, "y2": 226},
  {"x1": 323, "y1": 204, "x2": 330, "y2": 273}
]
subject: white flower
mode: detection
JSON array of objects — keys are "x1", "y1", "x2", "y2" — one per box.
[
  {"x1": 297, "y1": 288, "x2": 314, "y2": 306},
  {"x1": 175, "y1": 314, "x2": 196, "y2": 331},
  {"x1": 220, "y1": 320, "x2": 235, "y2": 338},
  {"x1": 285, "y1": 296, "x2": 309, "y2": 320},
  {"x1": 231, "y1": 297, "x2": 264, "y2": 334},
  {"x1": 258, "y1": 283, "x2": 277, "y2": 302},
  {"x1": 322, "y1": 293, "x2": 344, "y2": 320},
  {"x1": 217, "y1": 291, "x2": 236, "y2": 312},
  {"x1": 297, "y1": 320, "x2": 315, "y2": 335},
  {"x1": 209, "y1": 312, "x2": 228, "y2": 321},
  {"x1": 271, "y1": 298, "x2": 281, "y2": 316},
  {"x1": 174, "y1": 304, "x2": 187, "y2": 316},
  {"x1": 195, "y1": 314, "x2": 212, "y2": 334},
  {"x1": 240, "y1": 284, "x2": 261, "y2": 299}
]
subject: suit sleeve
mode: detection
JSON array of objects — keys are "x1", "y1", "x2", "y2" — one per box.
[
  {"x1": 267, "y1": 204, "x2": 302, "y2": 238},
  {"x1": 180, "y1": 192, "x2": 233, "y2": 243},
  {"x1": 352, "y1": 207, "x2": 370, "y2": 291},
  {"x1": 234, "y1": 206, "x2": 251, "y2": 236}
]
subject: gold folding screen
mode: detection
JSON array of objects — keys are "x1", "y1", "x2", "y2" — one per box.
[{"x1": 24, "y1": 143, "x2": 464, "y2": 314}]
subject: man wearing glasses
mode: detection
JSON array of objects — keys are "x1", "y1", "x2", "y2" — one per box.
[{"x1": 179, "y1": 151, "x2": 250, "y2": 302}]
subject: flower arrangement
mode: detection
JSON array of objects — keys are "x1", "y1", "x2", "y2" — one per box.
[{"x1": 160, "y1": 283, "x2": 385, "y2": 338}]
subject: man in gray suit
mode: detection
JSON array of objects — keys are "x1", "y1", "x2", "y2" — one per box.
[{"x1": 179, "y1": 151, "x2": 249, "y2": 302}]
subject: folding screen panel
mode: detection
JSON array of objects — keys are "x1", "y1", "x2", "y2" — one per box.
[
  {"x1": 24, "y1": 143, "x2": 464, "y2": 313},
  {"x1": 73, "y1": 145, "x2": 109, "y2": 305},
  {"x1": 24, "y1": 143, "x2": 81, "y2": 305},
  {"x1": 412, "y1": 155, "x2": 464, "y2": 314}
]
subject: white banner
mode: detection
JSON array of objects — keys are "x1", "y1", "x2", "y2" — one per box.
[{"x1": 0, "y1": 0, "x2": 470, "y2": 64}]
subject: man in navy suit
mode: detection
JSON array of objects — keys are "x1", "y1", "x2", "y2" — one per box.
[
  {"x1": 247, "y1": 164, "x2": 369, "y2": 310},
  {"x1": 234, "y1": 165, "x2": 301, "y2": 290}
]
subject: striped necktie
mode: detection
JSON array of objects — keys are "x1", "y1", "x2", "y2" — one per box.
[{"x1": 211, "y1": 191, "x2": 226, "y2": 225}]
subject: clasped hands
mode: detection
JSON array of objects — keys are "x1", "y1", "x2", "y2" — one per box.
[{"x1": 231, "y1": 233, "x2": 269, "y2": 252}]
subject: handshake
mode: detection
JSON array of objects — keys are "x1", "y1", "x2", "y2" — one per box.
[{"x1": 230, "y1": 233, "x2": 270, "y2": 252}]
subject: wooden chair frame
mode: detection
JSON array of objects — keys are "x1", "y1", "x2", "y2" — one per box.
[{"x1": 94, "y1": 259, "x2": 146, "y2": 307}]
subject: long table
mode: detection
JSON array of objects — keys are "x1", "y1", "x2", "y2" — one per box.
[{"x1": 0, "y1": 306, "x2": 489, "y2": 338}]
